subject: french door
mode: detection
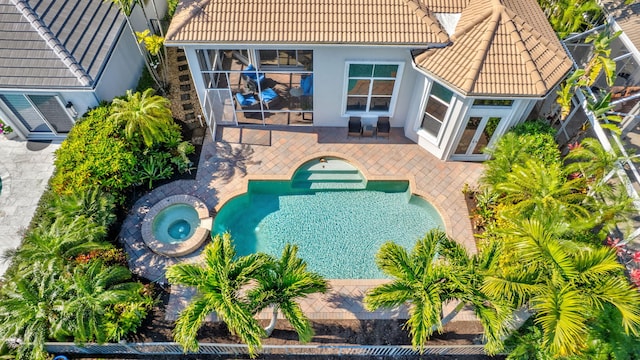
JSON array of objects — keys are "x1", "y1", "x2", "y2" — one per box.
[{"x1": 451, "y1": 109, "x2": 510, "y2": 160}]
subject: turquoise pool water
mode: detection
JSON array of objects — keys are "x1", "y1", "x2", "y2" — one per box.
[
  {"x1": 153, "y1": 204, "x2": 200, "y2": 244},
  {"x1": 213, "y1": 180, "x2": 444, "y2": 279}
]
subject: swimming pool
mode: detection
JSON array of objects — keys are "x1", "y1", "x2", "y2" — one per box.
[{"x1": 213, "y1": 158, "x2": 444, "y2": 279}]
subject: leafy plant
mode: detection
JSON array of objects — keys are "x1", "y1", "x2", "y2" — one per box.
[
  {"x1": 0, "y1": 119, "x2": 13, "y2": 135},
  {"x1": 172, "y1": 141, "x2": 196, "y2": 174},
  {"x1": 46, "y1": 187, "x2": 116, "y2": 229},
  {"x1": 108, "y1": 89, "x2": 174, "y2": 147},
  {"x1": 137, "y1": 152, "x2": 174, "y2": 189}
]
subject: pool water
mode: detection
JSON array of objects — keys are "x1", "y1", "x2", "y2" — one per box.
[
  {"x1": 153, "y1": 204, "x2": 200, "y2": 244},
  {"x1": 213, "y1": 180, "x2": 444, "y2": 279}
]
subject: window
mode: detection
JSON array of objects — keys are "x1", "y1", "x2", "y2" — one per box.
[
  {"x1": 258, "y1": 50, "x2": 312, "y2": 69},
  {"x1": 420, "y1": 82, "x2": 453, "y2": 137},
  {"x1": 0, "y1": 94, "x2": 73, "y2": 134},
  {"x1": 472, "y1": 99, "x2": 513, "y2": 106},
  {"x1": 345, "y1": 63, "x2": 400, "y2": 114}
]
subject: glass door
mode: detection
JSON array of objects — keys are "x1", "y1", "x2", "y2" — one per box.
[{"x1": 452, "y1": 110, "x2": 508, "y2": 160}]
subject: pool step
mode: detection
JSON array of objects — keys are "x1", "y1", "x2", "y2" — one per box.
[
  {"x1": 304, "y1": 159, "x2": 359, "y2": 172},
  {"x1": 291, "y1": 180, "x2": 366, "y2": 190},
  {"x1": 292, "y1": 168, "x2": 366, "y2": 190},
  {"x1": 293, "y1": 170, "x2": 363, "y2": 182}
]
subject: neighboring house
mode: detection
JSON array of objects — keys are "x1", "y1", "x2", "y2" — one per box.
[
  {"x1": 165, "y1": 0, "x2": 573, "y2": 161},
  {"x1": 602, "y1": 0, "x2": 640, "y2": 134},
  {"x1": 0, "y1": 0, "x2": 166, "y2": 141}
]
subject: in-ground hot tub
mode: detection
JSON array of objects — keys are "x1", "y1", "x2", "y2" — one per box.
[{"x1": 142, "y1": 195, "x2": 212, "y2": 257}]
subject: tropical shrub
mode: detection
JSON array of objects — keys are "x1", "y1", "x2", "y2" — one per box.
[
  {"x1": 475, "y1": 126, "x2": 640, "y2": 358},
  {"x1": 51, "y1": 106, "x2": 139, "y2": 197},
  {"x1": 482, "y1": 120, "x2": 560, "y2": 188},
  {"x1": 51, "y1": 98, "x2": 190, "y2": 200}
]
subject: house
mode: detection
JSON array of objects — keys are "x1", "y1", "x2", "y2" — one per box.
[
  {"x1": 0, "y1": 0, "x2": 166, "y2": 141},
  {"x1": 602, "y1": 0, "x2": 640, "y2": 134},
  {"x1": 164, "y1": 0, "x2": 572, "y2": 161}
]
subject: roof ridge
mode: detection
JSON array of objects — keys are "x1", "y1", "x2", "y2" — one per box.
[
  {"x1": 10, "y1": 0, "x2": 92, "y2": 86},
  {"x1": 403, "y1": 0, "x2": 450, "y2": 43},
  {"x1": 450, "y1": 2, "x2": 493, "y2": 40},
  {"x1": 458, "y1": 0, "x2": 501, "y2": 92},
  {"x1": 501, "y1": 6, "x2": 546, "y2": 94},
  {"x1": 165, "y1": 0, "x2": 212, "y2": 42}
]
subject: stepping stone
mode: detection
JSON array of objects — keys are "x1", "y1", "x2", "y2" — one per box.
[
  {"x1": 177, "y1": 55, "x2": 187, "y2": 62},
  {"x1": 180, "y1": 84, "x2": 191, "y2": 91},
  {"x1": 180, "y1": 93, "x2": 191, "y2": 101},
  {"x1": 177, "y1": 48, "x2": 184, "y2": 53},
  {"x1": 178, "y1": 64, "x2": 189, "y2": 71},
  {"x1": 182, "y1": 103, "x2": 194, "y2": 111},
  {"x1": 179, "y1": 75, "x2": 190, "y2": 82},
  {"x1": 185, "y1": 112, "x2": 196, "y2": 120}
]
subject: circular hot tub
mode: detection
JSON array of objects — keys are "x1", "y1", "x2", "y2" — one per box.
[{"x1": 142, "y1": 195, "x2": 211, "y2": 257}]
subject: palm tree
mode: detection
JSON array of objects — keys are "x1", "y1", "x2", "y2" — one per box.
[
  {"x1": 8, "y1": 217, "x2": 112, "y2": 271},
  {"x1": 166, "y1": 233, "x2": 270, "y2": 356},
  {"x1": 5, "y1": 217, "x2": 112, "y2": 275},
  {"x1": 47, "y1": 187, "x2": 116, "y2": 229},
  {"x1": 538, "y1": 0, "x2": 601, "y2": 39},
  {"x1": 0, "y1": 266, "x2": 69, "y2": 360},
  {"x1": 494, "y1": 159, "x2": 590, "y2": 221},
  {"x1": 61, "y1": 261, "x2": 147, "y2": 343},
  {"x1": 108, "y1": 89, "x2": 174, "y2": 147},
  {"x1": 483, "y1": 215, "x2": 640, "y2": 357},
  {"x1": 364, "y1": 229, "x2": 510, "y2": 354},
  {"x1": 564, "y1": 138, "x2": 638, "y2": 234},
  {"x1": 248, "y1": 244, "x2": 328, "y2": 342}
]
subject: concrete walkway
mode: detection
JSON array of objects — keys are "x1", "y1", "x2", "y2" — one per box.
[{"x1": 0, "y1": 137, "x2": 59, "y2": 276}]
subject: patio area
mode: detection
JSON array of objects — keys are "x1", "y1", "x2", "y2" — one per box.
[{"x1": 120, "y1": 125, "x2": 484, "y2": 322}]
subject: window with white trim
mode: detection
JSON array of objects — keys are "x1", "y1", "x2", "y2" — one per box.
[
  {"x1": 258, "y1": 50, "x2": 312, "y2": 69},
  {"x1": 345, "y1": 63, "x2": 401, "y2": 114},
  {"x1": 420, "y1": 82, "x2": 453, "y2": 137}
]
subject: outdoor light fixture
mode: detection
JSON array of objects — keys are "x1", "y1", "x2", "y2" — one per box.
[{"x1": 65, "y1": 101, "x2": 78, "y2": 118}]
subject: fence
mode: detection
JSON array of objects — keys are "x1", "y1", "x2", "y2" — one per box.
[{"x1": 45, "y1": 342, "x2": 488, "y2": 357}]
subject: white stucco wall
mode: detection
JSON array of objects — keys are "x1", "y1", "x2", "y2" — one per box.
[
  {"x1": 311, "y1": 46, "x2": 418, "y2": 127},
  {"x1": 94, "y1": 26, "x2": 144, "y2": 101}
]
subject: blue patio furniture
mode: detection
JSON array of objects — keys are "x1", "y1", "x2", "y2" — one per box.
[
  {"x1": 301, "y1": 75, "x2": 313, "y2": 95},
  {"x1": 235, "y1": 92, "x2": 258, "y2": 107},
  {"x1": 259, "y1": 88, "x2": 279, "y2": 109},
  {"x1": 242, "y1": 64, "x2": 266, "y2": 92}
]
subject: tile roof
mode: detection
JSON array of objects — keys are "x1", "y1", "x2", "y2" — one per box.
[
  {"x1": 0, "y1": 0, "x2": 123, "y2": 89},
  {"x1": 602, "y1": 0, "x2": 640, "y2": 53},
  {"x1": 414, "y1": 0, "x2": 572, "y2": 96},
  {"x1": 166, "y1": 0, "x2": 450, "y2": 45},
  {"x1": 166, "y1": 0, "x2": 571, "y2": 97}
]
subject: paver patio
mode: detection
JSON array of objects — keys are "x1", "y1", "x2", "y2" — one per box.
[
  {"x1": 0, "y1": 137, "x2": 59, "y2": 276},
  {"x1": 120, "y1": 125, "x2": 484, "y2": 321}
]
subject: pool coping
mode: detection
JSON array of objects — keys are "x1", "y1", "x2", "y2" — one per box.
[
  {"x1": 141, "y1": 195, "x2": 211, "y2": 257},
  {"x1": 213, "y1": 152, "x2": 451, "y2": 239}
]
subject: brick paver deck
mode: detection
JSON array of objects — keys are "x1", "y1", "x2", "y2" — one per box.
[{"x1": 119, "y1": 126, "x2": 483, "y2": 321}]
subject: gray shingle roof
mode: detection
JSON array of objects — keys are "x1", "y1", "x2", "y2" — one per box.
[{"x1": 0, "y1": 0, "x2": 124, "y2": 89}]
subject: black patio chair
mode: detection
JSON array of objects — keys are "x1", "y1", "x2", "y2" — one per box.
[
  {"x1": 377, "y1": 116, "x2": 390, "y2": 139},
  {"x1": 348, "y1": 116, "x2": 362, "y2": 137}
]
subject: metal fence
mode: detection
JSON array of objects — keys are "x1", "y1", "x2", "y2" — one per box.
[{"x1": 45, "y1": 342, "x2": 488, "y2": 357}]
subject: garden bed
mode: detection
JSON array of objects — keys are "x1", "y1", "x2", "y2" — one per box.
[{"x1": 130, "y1": 287, "x2": 487, "y2": 347}]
